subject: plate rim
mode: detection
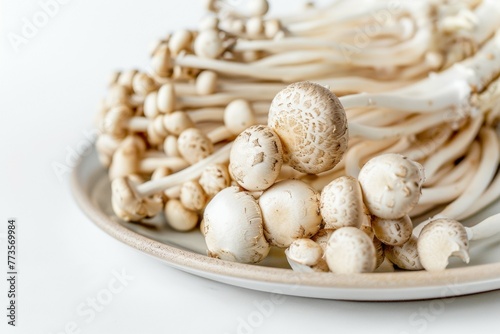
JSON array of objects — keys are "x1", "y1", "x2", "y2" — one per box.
[{"x1": 71, "y1": 149, "x2": 500, "y2": 301}]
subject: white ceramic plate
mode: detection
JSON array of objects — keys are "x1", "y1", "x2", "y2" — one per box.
[{"x1": 71, "y1": 149, "x2": 500, "y2": 301}]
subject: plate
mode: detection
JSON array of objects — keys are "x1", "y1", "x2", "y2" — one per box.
[{"x1": 71, "y1": 148, "x2": 500, "y2": 301}]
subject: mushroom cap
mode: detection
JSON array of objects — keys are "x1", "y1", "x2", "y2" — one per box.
[
  {"x1": 325, "y1": 227, "x2": 377, "y2": 274},
  {"x1": 101, "y1": 105, "x2": 133, "y2": 138},
  {"x1": 259, "y1": 179, "x2": 322, "y2": 248},
  {"x1": 108, "y1": 136, "x2": 146, "y2": 180},
  {"x1": 164, "y1": 111, "x2": 194, "y2": 136},
  {"x1": 311, "y1": 229, "x2": 335, "y2": 251},
  {"x1": 196, "y1": 70, "x2": 218, "y2": 95},
  {"x1": 224, "y1": 99, "x2": 256, "y2": 135},
  {"x1": 180, "y1": 180, "x2": 208, "y2": 211},
  {"x1": 203, "y1": 186, "x2": 270, "y2": 263},
  {"x1": 320, "y1": 176, "x2": 365, "y2": 229},
  {"x1": 285, "y1": 239, "x2": 328, "y2": 273},
  {"x1": 360, "y1": 225, "x2": 385, "y2": 269},
  {"x1": 229, "y1": 125, "x2": 283, "y2": 191},
  {"x1": 177, "y1": 128, "x2": 214, "y2": 165},
  {"x1": 194, "y1": 29, "x2": 224, "y2": 59},
  {"x1": 164, "y1": 199, "x2": 199, "y2": 231},
  {"x1": 268, "y1": 81, "x2": 348, "y2": 174},
  {"x1": 111, "y1": 176, "x2": 163, "y2": 222},
  {"x1": 385, "y1": 235, "x2": 423, "y2": 271},
  {"x1": 358, "y1": 153, "x2": 425, "y2": 219},
  {"x1": 372, "y1": 215, "x2": 413, "y2": 246},
  {"x1": 417, "y1": 218, "x2": 469, "y2": 271},
  {"x1": 157, "y1": 83, "x2": 176, "y2": 114},
  {"x1": 199, "y1": 163, "x2": 231, "y2": 197}
]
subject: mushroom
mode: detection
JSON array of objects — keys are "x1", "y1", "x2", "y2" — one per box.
[
  {"x1": 320, "y1": 176, "x2": 365, "y2": 229},
  {"x1": 267, "y1": 81, "x2": 348, "y2": 174},
  {"x1": 111, "y1": 176, "x2": 163, "y2": 222},
  {"x1": 164, "y1": 199, "x2": 199, "y2": 231},
  {"x1": 417, "y1": 213, "x2": 500, "y2": 271},
  {"x1": 358, "y1": 153, "x2": 425, "y2": 219},
  {"x1": 285, "y1": 239, "x2": 329, "y2": 273},
  {"x1": 417, "y1": 218, "x2": 469, "y2": 272},
  {"x1": 177, "y1": 128, "x2": 214, "y2": 165},
  {"x1": 259, "y1": 179, "x2": 322, "y2": 248},
  {"x1": 110, "y1": 143, "x2": 232, "y2": 220},
  {"x1": 203, "y1": 186, "x2": 270, "y2": 263},
  {"x1": 229, "y1": 125, "x2": 283, "y2": 191},
  {"x1": 179, "y1": 180, "x2": 208, "y2": 211},
  {"x1": 360, "y1": 224, "x2": 385, "y2": 269},
  {"x1": 371, "y1": 215, "x2": 413, "y2": 246},
  {"x1": 385, "y1": 235, "x2": 423, "y2": 271},
  {"x1": 199, "y1": 163, "x2": 231, "y2": 197},
  {"x1": 325, "y1": 227, "x2": 377, "y2": 274}
]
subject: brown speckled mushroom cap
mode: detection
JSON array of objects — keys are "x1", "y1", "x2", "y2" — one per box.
[{"x1": 268, "y1": 81, "x2": 348, "y2": 174}]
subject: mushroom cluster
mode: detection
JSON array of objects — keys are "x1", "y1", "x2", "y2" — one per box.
[{"x1": 93, "y1": 0, "x2": 500, "y2": 272}]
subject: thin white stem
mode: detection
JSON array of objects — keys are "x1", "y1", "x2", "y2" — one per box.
[
  {"x1": 136, "y1": 142, "x2": 233, "y2": 196},
  {"x1": 127, "y1": 117, "x2": 150, "y2": 132},
  {"x1": 438, "y1": 128, "x2": 500, "y2": 218},
  {"x1": 419, "y1": 168, "x2": 476, "y2": 206},
  {"x1": 345, "y1": 137, "x2": 398, "y2": 177},
  {"x1": 468, "y1": 213, "x2": 500, "y2": 241},
  {"x1": 138, "y1": 157, "x2": 189, "y2": 174},
  {"x1": 207, "y1": 125, "x2": 233, "y2": 143}
]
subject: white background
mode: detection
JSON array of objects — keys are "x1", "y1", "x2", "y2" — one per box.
[{"x1": 1, "y1": 0, "x2": 500, "y2": 333}]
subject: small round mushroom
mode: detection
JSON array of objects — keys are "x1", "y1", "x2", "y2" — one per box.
[
  {"x1": 259, "y1": 179, "x2": 322, "y2": 248},
  {"x1": 320, "y1": 176, "x2": 365, "y2": 229},
  {"x1": 417, "y1": 218, "x2": 469, "y2": 271},
  {"x1": 199, "y1": 163, "x2": 231, "y2": 197},
  {"x1": 194, "y1": 29, "x2": 224, "y2": 59},
  {"x1": 325, "y1": 227, "x2": 377, "y2": 274},
  {"x1": 164, "y1": 199, "x2": 199, "y2": 231},
  {"x1": 268, "y1": 81, "x2": 348, "y2": 174},
  {"x1": 285, "y1": 239, "x2": 329, "y2": 273},
  {"x1": 372, "y1": 215, "x2": 413, "y2": 246},
  {"x1": 385, "y1": 235, "x2": 423, "y2": 271},
  {"x1": 180, "y1": 180, "x2": 208, "y2": 211},
  {"x1": 311, "y1": 229, "x2": 335, "y2": 251},
  {"x1": 360, "y1": 225, "x2": 385, "y2": 269},
  {"x1": 358, "y1": 153, "x2": 425, "y2": 219},
  {"x1": 229, "y1": 125, "x2": 284, "y2": 191},
  {"x1": 223, "y1": 99, "x2": 256, "y2": 136},
  {"x1": 111, "y1": 176, "x2": 163, "y2": 221},
  {"x1": 203, "y1": 186, "x2": 270, "y2": 263},
  {"x1": 177, "y1": 128, "x2": 214, "y2": 165}
]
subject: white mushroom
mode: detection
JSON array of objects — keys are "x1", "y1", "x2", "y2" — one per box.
[
  {"x1": 417, "y1": 218, "x2": 469, "y2": 271},
  {"x1": 179, "y1": 180, "x2": 208, "y2": 211},
  {"x1": 320, "y1": 176, "x2": 365, "y2": 229},
  {"x1": 285, "y1": 239, "x2": 328, "y2": 273},
  {"x1": 358, "y1": 153, "x2": 425, "y2": 219},
  {"x1": 199, "y1": 163, "x2": 231, "y2": 197},
  {"x1": 325, "y1": 227, "x2": 377, "y2": 274},
  {"x1": 164, "y1": 199, "x2": 199, "y2": 232},
  {"x1": 268, "y1": 81, "x2": 348, "y2": 174},
  {"x1": 416, "y1": 213, "x2": 500, "y2": 271},
  {"x1": 385, "y1": 235, "x2": 423, "y2": 271},
  {"x1": 259, "y1": 179, "x2": 322, "y2": 248},
  {"x1": 203, "y1": 186, "x2": 270, "y2": 263},
  {"x1": 371, "y1": 215, "x2": 413, "y2": 246},
  {"x1": 177, "y1": 128, "x2": 215, "y2": 165},
  {"x1": 229, "y1": 125, "x2": 283, "y2": 191}
]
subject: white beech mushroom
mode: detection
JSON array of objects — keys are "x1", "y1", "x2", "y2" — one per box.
[
  {"x1": 285, "y1": 238, "x2": 328, "y2": 273},
  {"x1": 259, "y1": 179, "x2": 322, "y2": 248},
  {"x1": 268, "y1": 81, "x2": 348, "y2": 174},
  {"x1": 229, "y1": 125, "x2": 283, "y2": 191},
  {"x1": 358, "y1": 153, "x2": 425, "y2": 219},
  {"x1": 320, "y1": 176, "x2": 366, "y2": 229},
  {"x1": 177, "y1": 127, "x2": 215, "y2": 165},
  {"x1": 325, "y1": 227, "x2": 377, "y2": 274},
  {"x1": 164, "y1": 199, "x2": 199, "y2": 232},
  {"x1": 198, "y1": 163, "x2": 231, "y2": 197},
  {"x1": 385, "y1": 235, "x2": 423, "y2": 271},
  {"x1": 179, "y1": 180, "x2": 208, "y2": 211},
  {"x1": 371, "y1": 215, "x2": 413, "y2": 246},
  {"x1": 417, "y1": 213, "x2": 500, "y2": 271},
  {"x1": 203, "y1": 186, "x2": 270, "y2": 263}
]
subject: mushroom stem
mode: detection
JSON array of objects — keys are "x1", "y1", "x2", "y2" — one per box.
[
  {"x1": 467, "y1": 213, "x2": 500, "y2": 241},
  {"x1": 136, "y1": 142, "x2": 232, "y2": 196},
  {"x1": 438, "y1": 128, "x2": 500, "y2": 218}
]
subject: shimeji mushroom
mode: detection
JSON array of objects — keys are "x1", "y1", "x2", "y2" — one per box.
[
  {"x1": 203, "y1": 186, "x2": 270, "y2": 263},
  {"x1": 417, "y1": 214, "x2": 500, "y2": 271},
  {"x1": 285, "y1": 238, "x2": 328, "y2": 273},
  {"x1": 229, "y1": 125, "x2": 283, "y2": 191},
  {"x1": 320, "y1": 176, "x2": 366, "y2": 229},
  {"x1": 325, "y1": 227, "x2": 377, "y2": 274},
  {"x1": 259, "y1": 179, "x2": 322, "y2": 248},
  {"x1": 164, "y1": 199, "x2": 199, "y2": 232},
  {"x1": 198, "y1": 163, "x2": 231, "y2": 197},
  {"x1": 385, "y1": 235, "x2": 423, "y2": 271},
  {"x1": 358, "y1": 153, "x2": 425, "y2": 220},
  {"x1": 371, "y1": 215, "x2": 413, "y2": 246},
  {"x1": 268, "y1": 81, "x2": 348, "y2": 174},
  {"x1": 111, "y1": 143, "x2": 232, "y2": 221},
  {"x1": 109, "y1": 136, "x2": 188, "y2": 180}
]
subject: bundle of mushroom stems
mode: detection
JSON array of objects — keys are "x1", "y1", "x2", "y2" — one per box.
[{"x1": 95, "y1": 0, "x2": 500, "y2": 273}]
